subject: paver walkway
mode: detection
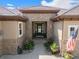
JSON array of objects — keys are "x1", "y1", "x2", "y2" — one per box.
[{"x1": 0, "y1": 39, "x2": 64, "y2": 59}]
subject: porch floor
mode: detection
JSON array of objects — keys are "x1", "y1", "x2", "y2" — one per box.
[{"x1": 0, "y1": 39, "x2": 64, "y2": 59}]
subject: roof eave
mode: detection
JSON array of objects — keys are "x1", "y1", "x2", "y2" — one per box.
[
  {"x1": 0, "y1": 15, "x2": 27, "y2": 22},
  {"x1": 19, "y1": 10, "x2": 60, "y2": 13},
  {"x1": 59, "y1": 15, "x2": 79, "y2": 18}
]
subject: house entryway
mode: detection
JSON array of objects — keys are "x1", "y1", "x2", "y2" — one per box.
[
  {"x1": 0, "y1": 39, "x2": 64, "y2": 59},
  {"x1": 32, "y1": 22, "x2": 47, "y2": 38}
]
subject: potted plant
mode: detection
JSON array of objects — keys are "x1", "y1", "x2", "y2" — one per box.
[
  {"x1": 64, "y1": 52, "x2": 73, "y2": 59},
  {"x1": 17, "y1": 47, "x2": 23, "y2": 54}
]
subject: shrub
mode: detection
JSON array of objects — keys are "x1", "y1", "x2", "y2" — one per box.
[
  {"x1": 47, "y1": 38, "x2": 54, "y2": 44},
  {"x1": 50, "y1": 42, "x2": 58, "y2": 54},
  {"x1": 44, "y1": 41, "x2": 53, "y2": 50},
  {"x1": 64, "y1": 52, "x2": 73, "y2": 59},
  {"x1": 23, "y1": 40, "x2": 34, "y2": 50},
  {"x1": 29, "y1": 40, "x2": 34, "y2": 47}
]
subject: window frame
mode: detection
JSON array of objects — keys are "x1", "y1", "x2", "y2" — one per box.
[
  {"x1": 68, "y1": 25, "x2": 78, "y2": 38},
  {"x1": 18, "y1": 22, "x2": 23, "y2": 37}
]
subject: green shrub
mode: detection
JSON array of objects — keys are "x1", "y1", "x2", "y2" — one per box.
[
  {"x1": 23, "y1": 43, "x2": 28, "y2": 50},
  {"x1": 29, "y1": 40, "x2": 34, "y2": 47},
  {"x1": 44, "y1": 41, "x2": 53, "y2": 50},
  {"x1": 50, "y1": 42, "x2": 58, "y2": 54},
  {"x1": 64, "y1": 52, "x2": 73, "y2": 59},
  {"x1": 23, "y1": 40, "x2": 34, "y2": 50},
  {"x1": 47, "y1": 38, "x2": 54, "y2": 44}
]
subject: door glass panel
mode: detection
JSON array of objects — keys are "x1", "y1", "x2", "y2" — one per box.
[{"x1": 38, "y1": 26, "x2": 42, "y2": 33}]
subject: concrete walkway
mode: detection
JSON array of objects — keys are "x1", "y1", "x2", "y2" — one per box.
[{"x1": 0, "y1": 39, "x2": 64, "y2": 59}]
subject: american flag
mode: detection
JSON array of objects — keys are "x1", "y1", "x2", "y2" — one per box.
[{"x1": 66, "y1": 28, "x2": 78, "y2": 52}]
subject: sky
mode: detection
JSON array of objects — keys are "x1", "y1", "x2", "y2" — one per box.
[
  {"x1": 41, "y1": 0, "x2": 79, "y2": 9},
  {"x1": 0, "y1": 0, "x2": 79, "y2": 9},
  {"x1": 0, "y1": 0, "x2": 42, "y2": 8}
]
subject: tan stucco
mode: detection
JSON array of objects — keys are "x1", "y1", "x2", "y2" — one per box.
[
  {"x1": 17, "y1": 22, "x2": 26, "y2": 48},
  {"x1": 2, "y1": 21, "x2": 18, "y2": 39},
  {"x1": 62, "y1": 19, "x2": 79, "y2": 56},
  {"x1": 0, "y1": 21, "x2": 2, "y2": 56},
  {"x1": 0, "y1": 6, "x2": 60, "y2": 56},
  {"x1": 53, "y1": 21, "x2": 63, "y2": 43},
  {"x1": 0, "y1": 21, "x2": 26, "y2": 55},
  {"x1": 1, "y1": 6, "x2": 79, "y2": 57},
  {"x1": 53, "y1": 19, "x2": 79, "y2": 56},
  {"x1": 53, "y1": 21, "x2": 63, "y2": 55},
  {"x1": 2, "y1": 21, "x2": 18, "y2": 54}
]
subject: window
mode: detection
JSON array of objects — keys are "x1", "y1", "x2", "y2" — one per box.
[
  {"x1": 18, "y1": 22, "x2": 23, "y2": 37},
  {"x1": 70, "y1": 27, "x2": 75, "y2": 36},
  {"x1": 68, "y1": 25, "x2": 78, "y2": 38}
]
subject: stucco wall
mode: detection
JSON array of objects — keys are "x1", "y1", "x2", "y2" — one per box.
[
  {"x1": 0, "y1": 21, "x2": 2, "y2": 56},
  {"x1": 24, "y1": 13, "x2": 56, "y2": 39},
  {"x1": 2, "y1": 21, "x2": 25, "y2": 54},
  {"x1": 63, "y1": 19, "x2": 79, "y2": 57},
  {"x1": 2, "y1": 21, "x2": 18, "y2": 39},
  {"x1": 2, "y1": 21, "x2": 18, "y2": 54},
  {"x1": 1, "y1": 21, "x2": 26, "y2": 55},
  {"x1": 17, "y1": 22, "x2": 26, "y2": 48},
  {"x1": 53, "y1": 21, "x2": 63, "y2": 54}
]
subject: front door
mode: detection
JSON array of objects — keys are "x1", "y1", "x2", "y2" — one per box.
[
  {"x1": 32, "y1": 22, "x2": 47, "y2": 38},
  {"x1": 36, "y1": 24, "x2": 42, "y2": 37}
]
